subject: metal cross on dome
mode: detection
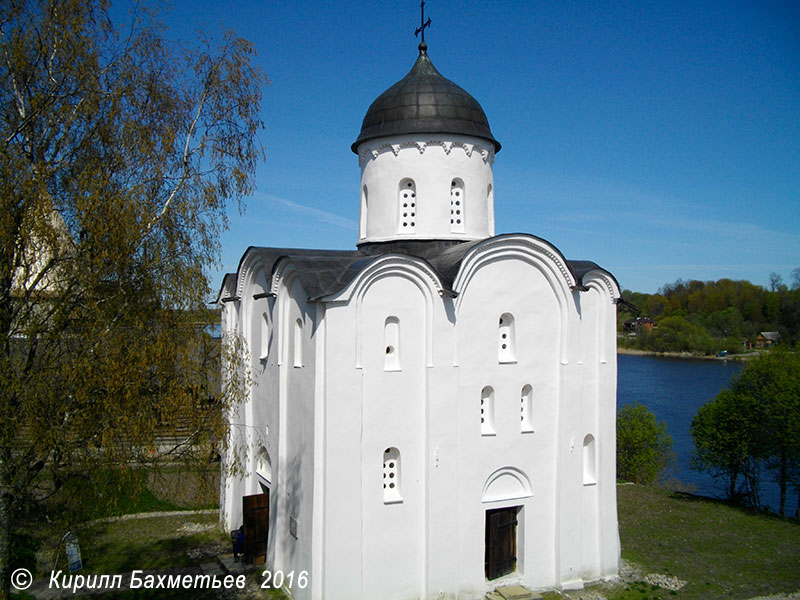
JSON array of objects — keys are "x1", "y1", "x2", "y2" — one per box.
[{"x1": 414, "y1": 0, "x2": 432, "y2": 44}]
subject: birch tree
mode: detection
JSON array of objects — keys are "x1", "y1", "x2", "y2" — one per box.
[{"x1": 0, "y1": 1, "x2": 265, "y2": 596}]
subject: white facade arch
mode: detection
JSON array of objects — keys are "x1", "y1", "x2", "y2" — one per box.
[
  {"x1": 241, "y1": 260, "x2": 271, "y2": 495},
  {"x1": 453, "y1": 234, "x2": 574, "y2": 364},
  {"x1": 482, "y1": 467, "x2": 533, "y2": 503},
  {"x1": 582, "y1": 270, "x2": 621, "y2": 365},
  {"x1": 322, "y1": 255, "x2": 442, "y2": 368}
]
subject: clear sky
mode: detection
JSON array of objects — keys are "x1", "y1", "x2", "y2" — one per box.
[{"x1": 153, "y1": 0, "x2": 799, "y2": 296}]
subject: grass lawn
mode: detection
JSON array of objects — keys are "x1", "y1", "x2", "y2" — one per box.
[
  {"x1": 73, "y1": 514, "x2": 227, "y2": 574},
  {"x1": 612, "y1": 484, "x2": 800, "y2": 600},
  {"x1": 30, "y1": 513, "x2": 289, "y2": 600}
]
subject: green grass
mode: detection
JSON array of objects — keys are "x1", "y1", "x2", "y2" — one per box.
[
  {"x1": 607, "y1": 582, "x2": 679, "y2": 600},
  {"x1": 616, "y1": 484, "x2": 800, "y2": 599},
  {"x1": 70, "y1": 514, "x2": 227, "y2": 574},
  {"x1": 35, "y1": 510, "x2": 292, "y2": 600}
]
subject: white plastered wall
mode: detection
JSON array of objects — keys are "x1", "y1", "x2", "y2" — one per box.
[
  {"x1": 222, "y1": 240, "x2": 619, "y2": 599},
  {"x1": 583, "y1": 272, "x2": 621, "y2": 580},
  {"x1": 318, "y1": 257, "x2": 447, "y2": 600},
  {"x1": 269, "y1": 264, "x2": 317, "y2": 599},
  {"x1": 220, "y1": 288, "x2": 245, "y2": 531},
  {"x1": 452, "y1": 238, "x2": 566, "y2": 595},
  {"x1": 220, "y1": 255, "x2": 318, "y2": 600},
  {"x1": 357, "y1": 134, "x2": 495, "y2": 243},
  {"x1": 221, "y1": 257, "x2": 276, "y2": 533}
]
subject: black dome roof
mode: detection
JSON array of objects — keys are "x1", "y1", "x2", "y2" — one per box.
[{"x1": 351, "y1": 43, "x2": 500, "y2": 154}]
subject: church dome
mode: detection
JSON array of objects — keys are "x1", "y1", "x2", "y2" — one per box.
[{"x1": 351, "y1": 43, "x2": 501, "y2": 153}]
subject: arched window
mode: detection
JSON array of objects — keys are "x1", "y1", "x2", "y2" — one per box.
[
  {"x1": 498, "y1": 313, "x2": 516, "y2": 363},
  {"x1": 398, "y1": 178, "x2": 416, "y2": 233},
  {"x1": 360, "y1": 184, "x2": 368, "y2": 238},
  {"x1": 520, "y1": 384, "x2": 533, "y2": 432},
  {"x1": 256, "y1": 447, "x2": 273, "y2": 487},
  {"x1": 487, "y1": 183, "x2": 495, "y2": 233},
  {"x1": 583, "y1": 434, "x2": 596, "y2": 485},
  {"x1": 293, "y1": 317, "x2": 303, "y2": 367},
  {"x1": 384, "y1": 316, "x2": 401, "y2": 371},
  {"x1": 383, "y1": 447, "x2": 402, "y2": 503},
  {"x1": 481, "y1": 386, "x2": 495, "y2": 436},
  {"x1": 260, "y1": 312, "x2": 270, "y2": 359},
  {"x1": 450, "y1": 178, "x2": 465, "y2": 233}
]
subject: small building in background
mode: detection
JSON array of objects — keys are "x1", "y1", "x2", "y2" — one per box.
[
  {"x1": 756, "y1": 331, "x2": 780, "y2": 347},
  {"x1": 623, "y1": 317, "x2": 655, "y2": 334}
]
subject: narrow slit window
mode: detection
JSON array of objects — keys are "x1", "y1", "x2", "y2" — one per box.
[
  {"x1": 293, "y1": 317, "x2": 303, "y2": 367},
  {"x1": 383, "y1": 447, "x2": 402, "y2": 503},
  {"x1": 520, "y1": 384, "x2": 533, "y2": 432},
  {"x1": 481, "y1": 386, "x2": 495, "y2": 436},
  {"x1": 583, "y1": 434, "x2": 596, "y2": 485},
  {"x1": 498, "y1": 313, "x2": 516, "y2": 363},
  {"x1": 360, "y1": 184, "x2": 368, "y2": 238},
  {"x1": 260, "y1": 312, "x2": 270, "y2": 359},
  {"x1": 398, "y1": 179, "x2": 416, "y2": 233},
  {"x1": 450, "y1": 178, "x2": 465, "y2": 233},
  {"x1": 487, "y1": 183, "x2": 495, "y2": 234},
  {"x1": 384, "y1": 316, "x2": 401, "y2": 371}
]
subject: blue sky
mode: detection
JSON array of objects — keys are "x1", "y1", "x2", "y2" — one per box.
[{"x1": 156, "y1": 0, "x2": 799, "y2": 295}]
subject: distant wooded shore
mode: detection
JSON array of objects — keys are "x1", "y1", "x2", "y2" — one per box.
[{"x1": 617, "y1": 347, "x2": 760, "y2": 361}]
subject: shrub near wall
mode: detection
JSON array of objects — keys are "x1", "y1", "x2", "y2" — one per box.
[{"x1": 617, "y1": 403, "x2": 675, "y2": 484}]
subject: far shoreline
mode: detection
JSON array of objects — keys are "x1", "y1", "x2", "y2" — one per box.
[{"x1": 617, "y1": 347, "x2": 760, "y2": 361}]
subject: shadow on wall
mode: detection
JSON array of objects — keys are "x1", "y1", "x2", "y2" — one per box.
[{"x1": 283, "y1": 442, "x2": 306, "y2": 567}]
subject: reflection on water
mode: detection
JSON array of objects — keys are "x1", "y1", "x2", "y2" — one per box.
[{"x1": 616, "y1": 353, "x2": 794, "y2": 513}]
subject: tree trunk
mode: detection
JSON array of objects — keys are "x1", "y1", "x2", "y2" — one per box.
[
  {"x1": 795, "y1": 489, "x2": 800, "y2": 520},
  {"x1": 0, "y1": 465, "x2": 11, "y2": 600},
  {"x1": 778, "y1": 449, "x2": 787, "y2": 517},
  {"x1": 728, "y1": 465, "x2": 738, "y2": 501}
]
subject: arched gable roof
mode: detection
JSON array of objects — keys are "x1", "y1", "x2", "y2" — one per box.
[
  {"x1": 217, "y1": 235, "x2": 619, "y2": 304},
  {"x1": 452, "y1": 233, "x2": 619, "y2": 299}
]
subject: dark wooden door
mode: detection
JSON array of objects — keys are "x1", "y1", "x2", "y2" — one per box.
[
  {"x1": 485, "y1": 506, "x2": 518, "y2": 580},
  {"x1": 243, "y1": 491, "x2": 269, "y2": 563}
]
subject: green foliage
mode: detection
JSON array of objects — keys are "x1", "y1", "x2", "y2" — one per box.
[
  {"x1": 617, "y1": 403, "x2": 675, "y2": 484},
  {"x1": 691, "y1": 351, "x2": 800, "y2": 514},
  {"x1": 619, "y1": 275, "x2": 800, "y2": 354},
  {"x1": 60, "y1": 470, "x2": 180, "y2": 522},
  {"x1": 690, "y1": 389, "x2": 764, "y2": 505},
  {"x1": 8, "y1": 532, "x2": 37, "y2": 575},
  {"x1": 636, "y1": 316, "x2": 715, "y2": 354},
  {"x1": 0, "y1": 1, "x2": 264, "y2": 596}
]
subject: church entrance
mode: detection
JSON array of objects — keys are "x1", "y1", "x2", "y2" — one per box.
[
  {"x1": 243, "y1": 492, "x2": 269, "y2": 564},
  {"x1": 485, "y1": 506, "x2": 519, "y2": 580}
]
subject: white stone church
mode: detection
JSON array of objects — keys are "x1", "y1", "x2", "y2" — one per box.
[{"x1": 218, "y1": 40, "x2": 620, "y2": 600}]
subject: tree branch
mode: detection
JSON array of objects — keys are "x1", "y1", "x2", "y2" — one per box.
[{"x1": 146, "y1": 85, "x2": 208, "y2": 232}]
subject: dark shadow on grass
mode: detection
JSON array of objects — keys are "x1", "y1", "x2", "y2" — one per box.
[
  {"x1": 76, "y1": 520, "x2": 225, "y2": 574},
  {"x1": 667, "y1": 490, "x2": 800, "y2": 523}
]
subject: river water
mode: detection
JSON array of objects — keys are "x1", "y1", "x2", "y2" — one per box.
[{"x1": 616, "y1": 353, "x2": 794, "y2": 514}]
